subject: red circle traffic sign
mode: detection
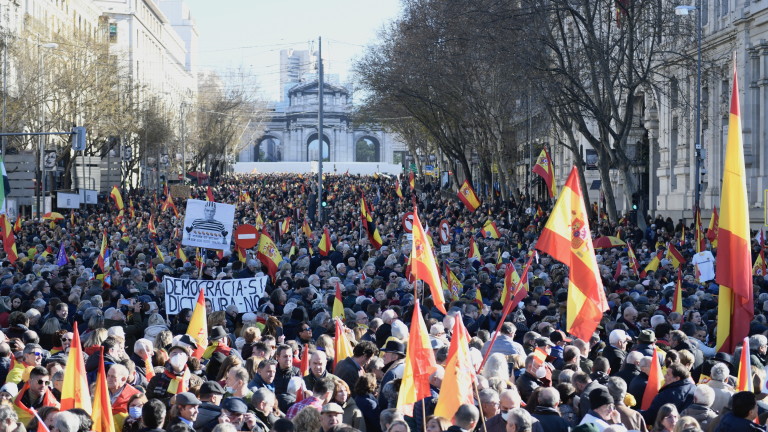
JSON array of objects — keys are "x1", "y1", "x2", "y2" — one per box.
[
  {"x1": 402, "y1": 212, "x2": 414, "y2": 233},
  {"x1": 234, "y1": 224, "x2": 259, "y2": 249},
  {"x1": 439, "y1": 220, "x2": 450, "y2": 244}
]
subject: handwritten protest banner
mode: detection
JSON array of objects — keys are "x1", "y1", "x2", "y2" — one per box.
[{"x1": 163, "y1": 276, "x2": 267, "y2": 315}]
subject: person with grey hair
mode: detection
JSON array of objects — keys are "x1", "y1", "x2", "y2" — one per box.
[
  {"x1": 531, "y1": 387, "x2": 570, "y2": 432},
  {"x1": 615, "y1": 351, "x2": 643, "y2": 386},
  {"x1": 506, "y1": 407, "x2": 533, "y2": 432},
  {"x1": 452, "y1": 404, "x2": 480, "y2": 431},
  {"x1": 0, "y1": 404, "x2": 21, "y2": 432},
  {"x1": 482, "y1": 322, "x2": 525, "y2": 357},
  {"x1": 628, "y1": 356, "x2": 652, "y2": 406},
  {"x1": 681, "y1": 385, "x2": 717, "y2": 429},
  {"x1": 749, "y1": 334, "x2": 768, "y2": 369},
  {"x1": 706, "y1": 362, "x2": 735, "y2": 413},
  {"x1": 607, "y1": 377, "x2": 646, "y2": 431},
  {"x1": 479, "y1": 388, "x2": 501, "y2": 420},
  {"x1": 251, "y1": 388, "x2": 279, "y2": 432},
  {"x1": 54, "y1": 411, "x2": 81, "y2": 432},
  {"x1": 380, "y1": 408, "x2": 404, "y2": 432}
]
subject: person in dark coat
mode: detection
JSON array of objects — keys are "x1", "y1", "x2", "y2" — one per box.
[
  {"x1": 631, "y1": 330, "x2": 657, "y2": 357},
  {"x1": 193, "y1": 381, "x2": 225, "y2": 431},
  {"x1": 714, "y1": 391, "x2": 764, "y2": 432},
  {"x1": 628, "y1": 356, "x2": 651, "y2": 404},
  {"x1": 615, "y1": 351, "x2": 643, "y2": 386},
  {"x1": 531, "y1": 388, "x2": 570, "y2": 432},
  {"x1": 334, "y1": 341, "x2": 377, "y2": 391},
  {"x1": 642, "y1": 363, "x2": 696, "y2": 425},
  {"x1": 166, "y1": 392, "x2": 201, "y2": 432},
  {"x1": 272, "y1": 344, "x2": 301, "y2": 412},
  {"x1": 603, "y1": 329, "x2": 630, "y2": 375},
  {"x1": 573, "y1": 371, "x2": 607, "y2": 420},
  {"x1": 516, "y1": 355, "x2": 543, "y2": 403}
]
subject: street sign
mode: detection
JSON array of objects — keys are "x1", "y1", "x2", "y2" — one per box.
[
  {"x1": 440, "y1": 245, "x2": 451, "y2": 254},
  {"x1": 439, "y1": 219, "x2": 450, "y2": 244},
  {"x1": 410, "y1": 163, "x2": 417, "y2": 173},
  {"x1": 424, "y1": 165, "x2": 434, "y2": 175},
  {"x1": 234, "y1": 224, "x2": 259, "y2": 249},
  {"x1": 402, "y1": 211, "x2": 414, "y2": 233}
]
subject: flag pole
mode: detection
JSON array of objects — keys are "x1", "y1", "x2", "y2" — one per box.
[{"x1": 473, "y1": 382, "x2": 488, "y2": 432}]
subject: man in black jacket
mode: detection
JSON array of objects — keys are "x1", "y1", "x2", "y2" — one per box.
[
  {"x1": 273, "y1": 344, "x2": 300, "y2": 412},
  {"x1": 603, "y1": 329, "x2": 630, "y2": 375},
  {"x1": 167, "y1": 392, "x2": 200, "y2": 432},
  {"x1": 140, "y1": 399, "x2": 167, "y2": 432},
  {"x1": 531, "y1": 387, "x2": 570, "y2": 432},
  {"x1": 715, "y1": 391, "x2": 764, "y2": 432},
  {"x1": 642, "y1": 362, "x2": 696, "y2": 424},
  {"x1": 193, "y1": 381, "x2": 225, "y2": 431}
]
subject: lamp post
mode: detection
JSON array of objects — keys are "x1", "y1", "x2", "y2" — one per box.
[
  {"x1": 36, "y1": 41, "x2": 58, "y2": 219},
  {"x1": 675, "y1": 2, "x2": 702, "y2": 213}
]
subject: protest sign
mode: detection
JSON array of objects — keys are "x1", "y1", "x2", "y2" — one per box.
[
  {"x1": 163, "y1": 276, "x2": 267, "y2": 315},
  {"x1": 181, "y1": 199, "x2": 235, "y2": 250}
]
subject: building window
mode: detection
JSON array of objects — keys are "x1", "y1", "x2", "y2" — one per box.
[
  {"x1": 256, "y1": 136, "x2": 282, "y2": 162},
  {"x1": 109, "y1": 23, "x2": 117, "y2": 43},
  {"x1": 355, "y1": 137, "x2": 380, "y2": 162},
  {"x1": 307, "y1": 134, "x2": 330, "y2": 162}
]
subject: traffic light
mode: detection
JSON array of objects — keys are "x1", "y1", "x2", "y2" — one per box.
[
  {"x1": 71, "y1": 126, "x2": 86, "y2": 151},
  {"x1": 321, "y1": 190, "x2": 328, "y2": 207}
]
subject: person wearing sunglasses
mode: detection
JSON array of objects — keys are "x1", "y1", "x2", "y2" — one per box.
[
  {"x1": 13, "y1": 366, "x2": 58, "y2": 420},
  {"x1": 21, "y1": 344, "x2": 44, "y2": 369}
]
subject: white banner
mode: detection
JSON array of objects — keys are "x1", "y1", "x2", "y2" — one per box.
[
  {"x1": 163, "y1": 276, "x2": 268, "y2": 315},
  {"x1": 181, "y1": 199, "x2": 235, "y2": 250},
  {"x1": 57, "y1": 192, "x2": 81, "y2": 209}
]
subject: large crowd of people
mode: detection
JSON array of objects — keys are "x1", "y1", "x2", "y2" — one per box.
[{"x1": 0, "y1": 172, "x2": 761, "y2": 432}]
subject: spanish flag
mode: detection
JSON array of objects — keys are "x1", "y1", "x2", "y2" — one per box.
[
  {"x1": 666, "y1": 243, "x2": 686, "y2": 269},
  {"x1": 754, "y1": 242, "x2": 766, "y2": 277},
  {"x1": 672, "y1": 268, "x2": 683, "y2": 314},
  {"x1": 458, "y1": 180, "x2": 480, "y2": 212},
  {"x1": 302, "y1": 219, "x2": 313, "y2": 238},
  {"x1": 434, "y1": 314, "x2": 474, "y2": 419},
  {"x1": 641, "y1": 347, "x2": 662, "y2": 410},
  {"x1": 467, "y1": 237, "x2": 483, "y2": 263},
  {"x1": 695, "y1": 207, "x2": 706, "y2": 253},
  {"x1": 318, "y1": 228, "x2": 332, "y2": 256},
  {"x1": 411, "y1": 208, "x2": 447, "y2": 314},
  {"x1": 186, "y1": 288, "x2": 207, "y2": 359},
  {"x1": 395, "y1": 181, "x2": 403, "y2": 199},
  {"x1": 92, "y1": 349, "x2": 115, "y2": 432},
  {"x1": 154, "y1": 243, "x2": 164, "y2": 262},
  {"x1": 707, "y1": 206, "x2": 719, "y2": 248},
  {"x1": 110, "y1": 186, "x2": 124, "y2": 211},
  {"x1": 716, "y1": 63, "x2": 754, "y2": 353},
  {"x1": 640, "y1": 250, "x2": 662, "y2": 278},
  {"x1": 13, "y1": 383, "x2": 59, "y2": 426},
  {"x1": 97, "y1": 231, "x2": 108, "y2": 272},
  {"x1": 737, "y1": 337, "x2": 753, "y2": 392},
  {"x1": 532, "y1": 147, "x2": 557, "y2": 198},
  {"x1": 256, "y1": 231, "x2": 283, "y2": 280},
  {"x1": 482, "y1": 220, "x2": 500, "y2": 239},
  {"x1": 0, "y1": 214, "x2": 17, "y2": 264},
  {"x1": 60, "y1": 322, "x2": 91, "y2": 412},
  {"x1": 409, "y1": 172, "x2": 415, "y2": 189},
  {"x1": 279, "y1": 217, "x2": 291, "y2": 236},
  {"x1": 332, "y1": 281, "x2": 345, "y2": 319},
  {"x1": 360, "y1": 195, "x2": 383, "y2": 249},
  {"x1": 148, "y1": 215, "x2": 157, "y2": 235},
  {"x1": 12, "y1": 216, "x2": 20, "y2": 233},
  {"x1": 501, "y1": 263, "x2": 528, "y2": 305},
  {"x1": 396, "y1": 300, "x2": 436, "y2": 416},
  {"x1": 205, "y1": 186, "x2": 215, "y2": 202},
  {"x1": 333, "y1": 319, "x2": 353, "y2": 369},
  {"x1": 175, "y1": 244, "x2": 188, "y2": 263},
  {"x1": 535, "y1": 166, "x2": 608, "y2": 342},
  {"x1": 627, "y1": 243, "x2": 640, "y2": 277}
]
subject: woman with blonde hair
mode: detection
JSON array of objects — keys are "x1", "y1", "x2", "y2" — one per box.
[
  {"x1": 425, "y1": 416, "x2": 451, "y2": 432},
  {"x1": 316, "y1": 334, "x2": 335, "y2": 370},
  {"x1": 673, "y1": 416, "x2": 701, "y2": 432},
  {"x1": 83, "y1": 327, "x2": 108, "y2": 355}
]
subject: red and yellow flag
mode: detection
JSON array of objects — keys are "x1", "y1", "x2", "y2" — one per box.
[
  {"x1": 641, "y1": 347, "x2": 662, "y2": 410},
  {"x1": 256, "y1": 231, "x2": 283, "y2": 280},
  {"x1": 110, "y1": 186, "x2": 124, "y2": 211},
  {"x1": 60, "y1": 322, "x2": 91, "y2": 413},
  {"x1": 302, "y1": 219, "x2": 313, "y2": 238},
  {"x1": 535, "y1": 166, "x2": 608, "y2": 341},
  {"x1": 395, "y1": 181, "x2": 403, "y2": 199},
  {"x1": 458, "y1": 180, "x2": 481, "y2": 212},
  {"x1": 434, "y1": 314, "x2": 474, "y2": 419},
  {"x1": 411, "y1": 208, "x2": 447, "y2": 314},
  {"x1": 0, "y1": 215, "x2": 17, "y2": 263},
  {"x1": 716, "y1": 63, "x2": 754, "y2": 354},
  {"x1": 666, "y1": 243, "x2": 686, "y2": 269},
  {"x1": 627, "y1": 243, "x2": 640, "y2": 277},
  {"x1": 673, "y1": 268, "x2": 683, "y2": 314},
  {"x1": 97, "y1": 230, "x2": 108, "y2": 272},
  {"x1": 409, "y1": 172, "x2": 415, "y2": 189},
  {"x1": 754, "y1": 235, "x2": 766, "y2": 277},
  {"x1": 12, "y1": 216, "x2": 20, "y2": 233},
  {"x1": 280, "y1": 217, "x2": 291, "y2": 236},
  {"x1": 532, "y1": 147, "x2": 557, "y2": 198},
  {"x1": 695, "y1": 207, "x2": 706, "y2": 253},
  {"x1": 186, "y1": 288, "x2": 207, "y2": 359},
  {"x1": 175, "y1": 244, "x2": 188, "y2": 263},
  {"x1": 318, "y1": 228, "x2": 332, "y2": 256},
  {"x1": 92, "y1": 349, "x2": 116, "y2": 432},
  {"x1": 205, "y1": 186, "x2": 215, "y2": 202},
  {"x1": 467, "y1": 237, "x2": 483, "y2": 263},
  {"x1": 333, "y1": 319, "x2": 353, "y2": 369},
  {"x1": 707, "y1": 206, "x2": 720, "y2": 248},
  {"x1": 737, "y1": 337, "x2": 753, "y2": 392},
  {"x1": 396, "y1": 300, "x2": 437, "y2": 415},
  {"x1": 641, "y1": 250, "x2": 662, "y2": 278},
  {"x1": 482, "y1": 220, "x2": 500, "y2": 239},
  {"x1": 332, "y1": 281, "x2": 345, "y2": 319}
]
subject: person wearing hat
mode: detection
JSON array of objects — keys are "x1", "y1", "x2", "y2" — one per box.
[
  {"x1": 319, "y1": 403, "x2": 344, "y2": 432},
  {"x1": 168, "y1": 392, "x2": 201, "y2": 432},
  {"x1": 379, "y1": 339, "x2": 406, "y2": 389},
  {"x1": 215, "y1": 397, "x2": 258, "y2": 432},
  {"x1": 204, "y1": 326, "x2": 236, "y2": 360},
  {"x1": 146, "y1": 336, "x2": 196, "y2": 400},
  {"x1": 632, "y1": 329, "x2": 657, "y2": 357},
  {"x1": 579, "y1": 388, "x2": 625, "y2": 431},
  {"x1": 194, "y1": 381, "x2": 226, "y2": 430}
]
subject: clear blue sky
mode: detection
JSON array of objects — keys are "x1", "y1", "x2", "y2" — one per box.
[{"x1": 184, "y1": 0, "x2": 403, "y2": 101}]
